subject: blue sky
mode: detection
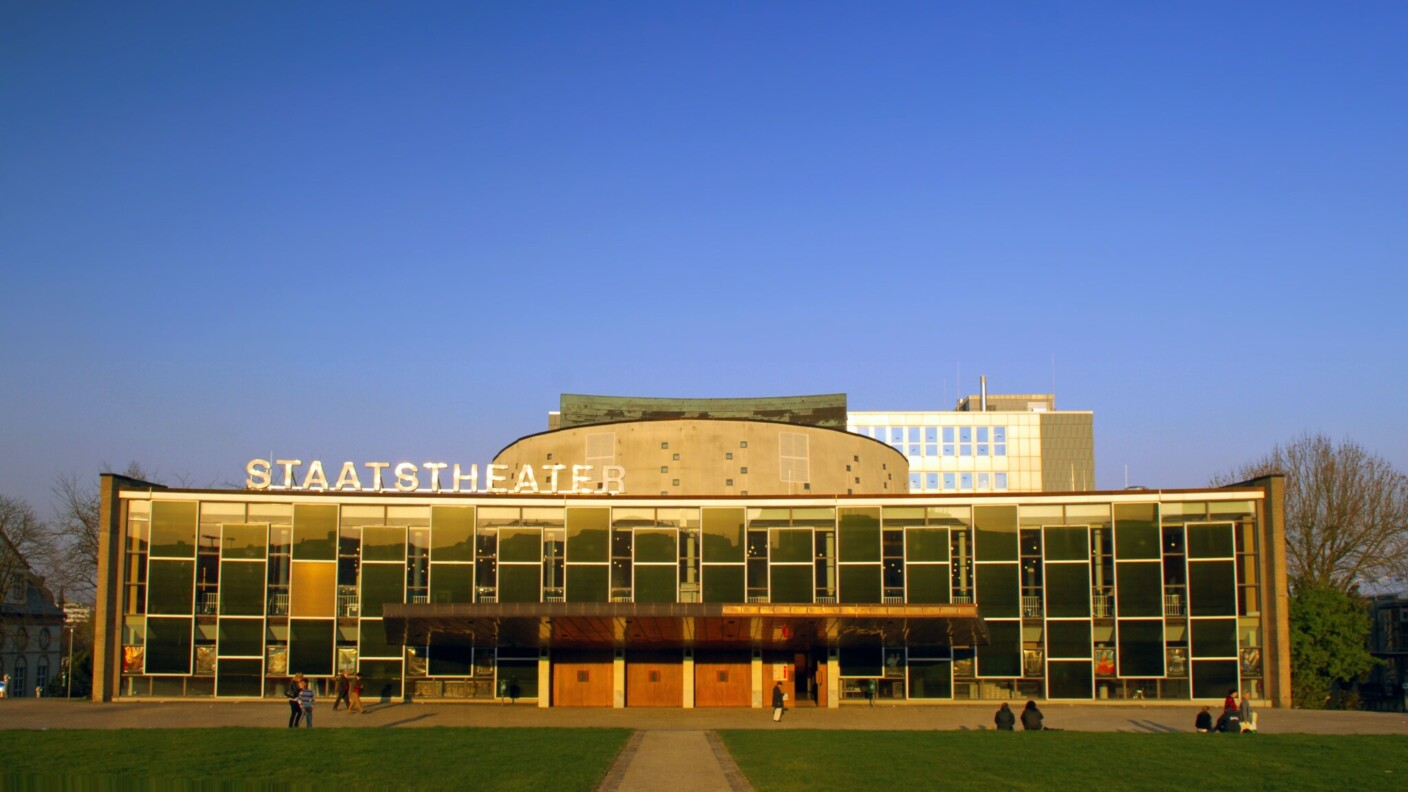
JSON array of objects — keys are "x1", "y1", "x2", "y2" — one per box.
[{"x1": 1, "y1": 1, "x2": 1404, "y2": 515}]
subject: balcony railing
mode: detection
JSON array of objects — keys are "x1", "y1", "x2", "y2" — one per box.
[
  {"x1": 1021, "y1": 596, "x2": 1043, "y2": 617},
  {"x1": 1164, "y1": 593, "x2": 1185, "y2": 617}
]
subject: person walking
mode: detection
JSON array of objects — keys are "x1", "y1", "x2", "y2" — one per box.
[
  {"x1": 771, "y1": 681, "x2": 785, "y2": 722},
  {"x1": 348, "y1": 673, "x2": 365, "y2": 714},
  {"x1": 297, "y1": 678, "x2": 316, "y2": 728},
  {"x1": 332, "y1": 671, "x2": 350, "y2": 711},
  {"x1": 994, "y1": 702, "x2": 1016, "y2": 730},
  {"x1": 285, "y1": 674, "x2": 304, "y2": 728},
  {"x1": 1020, "y1": 700, "x2": 1044, "y2": 731}
]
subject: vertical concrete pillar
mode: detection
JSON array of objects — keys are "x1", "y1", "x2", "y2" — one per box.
[
  {"x1": 750, "y1": 650, "x2": 763, "y2": 708},
  {"x1": 612, "y1": 650, "x2": 626, "y2": 708},
  {"x1": 826, "y1": 648, "x2": 840, "y2": 708},
  {"x1": 538, "y1": 649, "x2": 551, "y2": 708},
  {"x1": 683, "y1": 649, "x2": 695, "y2": 708}
]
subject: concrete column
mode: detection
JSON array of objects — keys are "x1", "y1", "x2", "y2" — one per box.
[
  {"x1": 826, "y1": 649, "x2": 840, "y2": 708},
  {"x1": 538, "y1": 650, "x2": 551, "y2": 708},
  {"x1": 613, "y1": 651, "x2": 626, "y2": 708},
  {"x1": 682, "y1": 650, "x2": 695, "y2": 708},
  {"x1": 750, "y1": 651, "x2": 763, "y2": 708}
]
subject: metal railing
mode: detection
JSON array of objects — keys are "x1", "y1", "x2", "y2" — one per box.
[
  {"x1": 1164, "y1": 593, "x2": 1185, "y2": 617},
  {"x1": 1021, "y1": 596, "x2": 1043, "y2": 617}
]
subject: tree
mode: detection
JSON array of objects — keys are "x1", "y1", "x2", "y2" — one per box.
[
  {"x1": 0, "y1": 494, "x2": 55, "y2": 604},
  {"x1": 1212, "y1": 433, "x2": 1408, "y2": 593},
  {"x1": 51, "y1": 463, "x2": 159, "y2": 603},
  {"x1": 1289, "y1": 585, "x2": 1379, "y2": 708}
]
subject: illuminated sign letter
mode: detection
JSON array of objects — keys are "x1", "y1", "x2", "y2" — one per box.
[
  {"x1": 333, "y1": 462, "x2": 362, "y2": 491},
  {"x1": 395, "y1": 462, "x2": 419, "y2": 492},
  {"x1": 302, "y1": 460, "x2": 329, "y2": 490},
  {"x1": 570, "y1": 464, "x2": 594, "y2": 493},
  {"x1": 513, "y1": 465, "x2": 540, "y2": 494},
  {"x1": 543, "y1": 464, "x2": 566, "y2": 493},
  {"x1": 485, "y1": 464, "x2": 508, "y2": 493},
  {"x1": 246, "y1": 459, "x2": 272, "y2": 490},
  {"x1": 276, "y1": 460, "x2": 302, "y2": 490},
  {"x1": 366, "y1": 462, "x2": 390, "y2": 492},
  {"x1": 601, "y1": 465, "x2": 626, "y2": 494},
  {"x1": 452, "y1": 464, "x2": 479, "y2": 493},
  {"x1": 423, "y1": 462, "x2": 448, "y2": 492}
]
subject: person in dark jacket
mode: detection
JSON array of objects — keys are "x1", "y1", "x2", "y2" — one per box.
[
  {"x1": 1020, "y1": 700, "x2": 1044, "y2": 731},
  {"x1": 1195, "y1": 706, "x2": 1213, "y2": 733},
  {"x1": 332, "y1": 671, "x2": 351, "y2": 711},
  {"x1": 994, "y1": 703, "x2": 1016, "y2": 730},
  {"x1": 771, "y1": 682, "x2": 785, "y2": 722},
  {"x1": 285, "y1": 673, "x2": 305, "y2": 728}
]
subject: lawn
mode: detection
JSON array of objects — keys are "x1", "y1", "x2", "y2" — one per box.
[
  {"x1": 0, "y1": 727, "x2": 630, "y2": 791},
  {"x1": 719, "y1": 731, "x2": 1408, "y2": 791}
]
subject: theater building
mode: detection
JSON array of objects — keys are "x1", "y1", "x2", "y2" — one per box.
[{"x1": 89, "y1": 395, "x2": 1291, "y2": 707}]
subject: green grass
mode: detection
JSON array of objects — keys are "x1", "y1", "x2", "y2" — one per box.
[
  {"x1": 719, "y1": 731, "x2": 1408, "y2": 791},
  {"x1": 0, "y1": 727, "x2": 630, "y2": 791}
]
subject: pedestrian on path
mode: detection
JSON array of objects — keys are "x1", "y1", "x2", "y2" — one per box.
[
  {"x1": 332, "y1": 671, "x2": 350, "y2": 711},
  {"x1": 771, "y1": 682, "x2": 785, "y2": 722},
  {"x1": 285, "y1": 673, "x2": 304, "y2": 728},
  {"x1": 297, "y1": 679, "x2": 316, "y2": 728},
  {"x1": 348, "y1": 673, "x2": 365, "y2": 713}
]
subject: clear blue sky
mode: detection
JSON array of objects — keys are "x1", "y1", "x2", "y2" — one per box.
[{"x1": 2, "y1": 1, "x2": 1405, "y2": 516}]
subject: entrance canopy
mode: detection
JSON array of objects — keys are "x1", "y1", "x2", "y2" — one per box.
[{"x1": 382, "y1": 602, "x2": 989, "y2": 651}]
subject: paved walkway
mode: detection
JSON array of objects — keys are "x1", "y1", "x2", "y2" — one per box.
[
  {"x1": 1, "y1": 699, "x2": 1405, "y2": 734},
  {"x1": 596, "y1": 731, "x2": 752, "y2": 792}
]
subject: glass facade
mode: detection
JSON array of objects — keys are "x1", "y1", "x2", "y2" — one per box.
[{"x1": 113, "y1": 492, "x2": 1267, "y2": 704}]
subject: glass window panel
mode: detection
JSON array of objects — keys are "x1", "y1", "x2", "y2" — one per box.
[
  {"x1": 497, "y1": 659, "x2": 538, "y2": 699},
  {"x1": 1044, "y1": 526, "x2": 1089, "y2": 561},
  {"x1": 431, "y1": 506, "x2": 475, "y2": 562},
  {"x1": 976, "y1": 564, "x2": 1020, "y2": 618},
  {"x1": 566, "y1": 565, "x2": 609, "y2": 602},
  {"x1": 977, "y1": 621, "x2": 1021, "y2": 677},
  {"x1": 1192, "y1": 659, "x2": 1239, "y2": 699},
  {"x1": 1047, "y1": 621, "x2": 1092, "y2": 658},
  {"x1": 1114, "y1": 504, "x2": 1160, "y2": 559},
  {"x1": 1048, "y1": 660, "x2": 1093, "y2": 699},
  {"x1": 770, "y1": 529, "x2": 812, "y2": 563},
  {"x1": 567, "y1": 508, "x2": 610, "y2": 562},
  {"x1": 150, "y1": 501, "x2": 198, "y2": 558},
  {"x1": 288, "y1": 619, "x2": 334, "y2": 676},
  {"x1": 1162, "y1": 502, "x2": 1208, "y2": 524},
  {"x1": 1116, "y1": 620, "x2": 1165, "y2": 677},
  {"x1": 838, "y1": 509, "x2": 881, "y2": 562},
  {"x1": 1209, "y1": 501, "x2": 1255, "y2": 520},
  {"x1": 1044, "y1": 564, "x2": 1092, "y2": 618},
  {"x1": 771, "y1": 565, "x2": 813, "y2": 603},
  {"x1": 386, "y1": 506, "x2": 430, "y2": 527},
  {"x1": 428, "y1": 645, "x2": 473, "y2": 676},
  {"x1": 906, "y1": 564, "x2": 950, "y2": 604},
  {"x1": 289, "y1": 561, "x2": 336, "y2": 617},
  {"x1": 216, "y1": 658, "x2": 262, "y2": 697},
  {"x1": 1188, "y1": 561, "x2": 1237, "y2": 617},
  {"x1": 498, "y1": 527, "x2": 541, "y2": 562},
  {"x1": 927, "y1": 506, "x2": 971, "y2": 530},
  {"x1": 838, "y1": 565, "x2": 880, "y2": 604},
  {"x1": 906, "y1": 528, "x2": 949, "y2": 562},
  {"x1": 361, "y1": 525, "x2": 406, "y2": 562},
  {"x1": 1191, "y1": 618, "x2": 1239, "y2": 657},
  {"x1": 359, "y1": 659, "x2": 403, "y2": 703},
  {"x1": 634, "y1": 565, "x2": 677, "y2": 604},
  {"x1": 839, "y1": 647, "x2": 883, "y2": 677},
  {"x1": 145, "y1": 616, "x2": 193, "y2": 674},
  {"x1": 218, "y1": 561, "x2": 265, "y2": 616},
  {"x1": 1114, "y1": 562, "x2": 1163, "y2": 617},
  {"x1": 974, "y1": 506, "x2": 1018, "y2": 561},
  {"x1": 221, "y1": 524, "x2": 267, "y2": 560},
  {"x1": 702, "y1": 565, "x2": 745, "y2": 603},
  {"x1": 635, "y1": 529, "x2": 676, "y2": 563},
  {"x1": 292, "y1": 505, "x2": 337, "y2": 561},
  {"x1": 883, "y1": 507, "x2": 926, "y2": 528},
  {"x1": 1020, "y1": 506, "x2": 1063, "y2": 530},
  {"x1": 217, "y1": 619, "x2": 263, "y2": 657},
  {"x1": 1187, "y1": 523, "x2": 1235, "y2": 558},
  {"x1": 147, "y1": 559, "x2": 194, "y2": 615},
  {"x1": 907, "y1": 660, "x2": 952, "y2": 699},
  {"x1": 498, "y1": 565, "x2": 541, "y2": 603},
  {"x1": 359, "y1": 563, "x2": 404, "y2": 617},
  {"x1": 430, "y1": 563, "x2": 473, "y2": 604},
  {"x1": 702, "y1": 509, "x2": 745, "y2": 563},
  {"x1": 358, "y1": 618, "x2": 398, "y2": 659}
]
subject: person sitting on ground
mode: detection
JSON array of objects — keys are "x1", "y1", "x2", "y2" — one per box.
[
  {"x1": 1223, "y1": 689, "x2": 1238, "y2": 711},
  {"x1": 1020, "y1": 700, "x2": 1044, "y2": 731},
  {"x1": 1215, "y1": 704, "x2": 1241, "y2": 734},
  {"x1": 994, "y1": 702, "x2": 1016, "y2": 730},
  {"x1": 1195, "y1": 706, "x2": 1213, "y2": 733}
]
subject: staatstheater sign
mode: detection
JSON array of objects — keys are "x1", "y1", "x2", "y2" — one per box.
[{"x1": 245, "y1": 459, "x2": 626, "y2": 495}]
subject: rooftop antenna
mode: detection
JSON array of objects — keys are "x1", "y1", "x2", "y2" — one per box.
[
  {"x1": 1124, "y1": 465, "x2": 1129, "y2": 488},
  {"x1": 1051, "y1": 354, "x2": 1057, "y2": 398}
]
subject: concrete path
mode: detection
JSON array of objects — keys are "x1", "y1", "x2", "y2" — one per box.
[
  {"x1": 596, "y1": 731, "x2": 752, "y2": 792},
  {"x1": 1, "y1": 700, "x2": 1404, "y2": 735}
]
